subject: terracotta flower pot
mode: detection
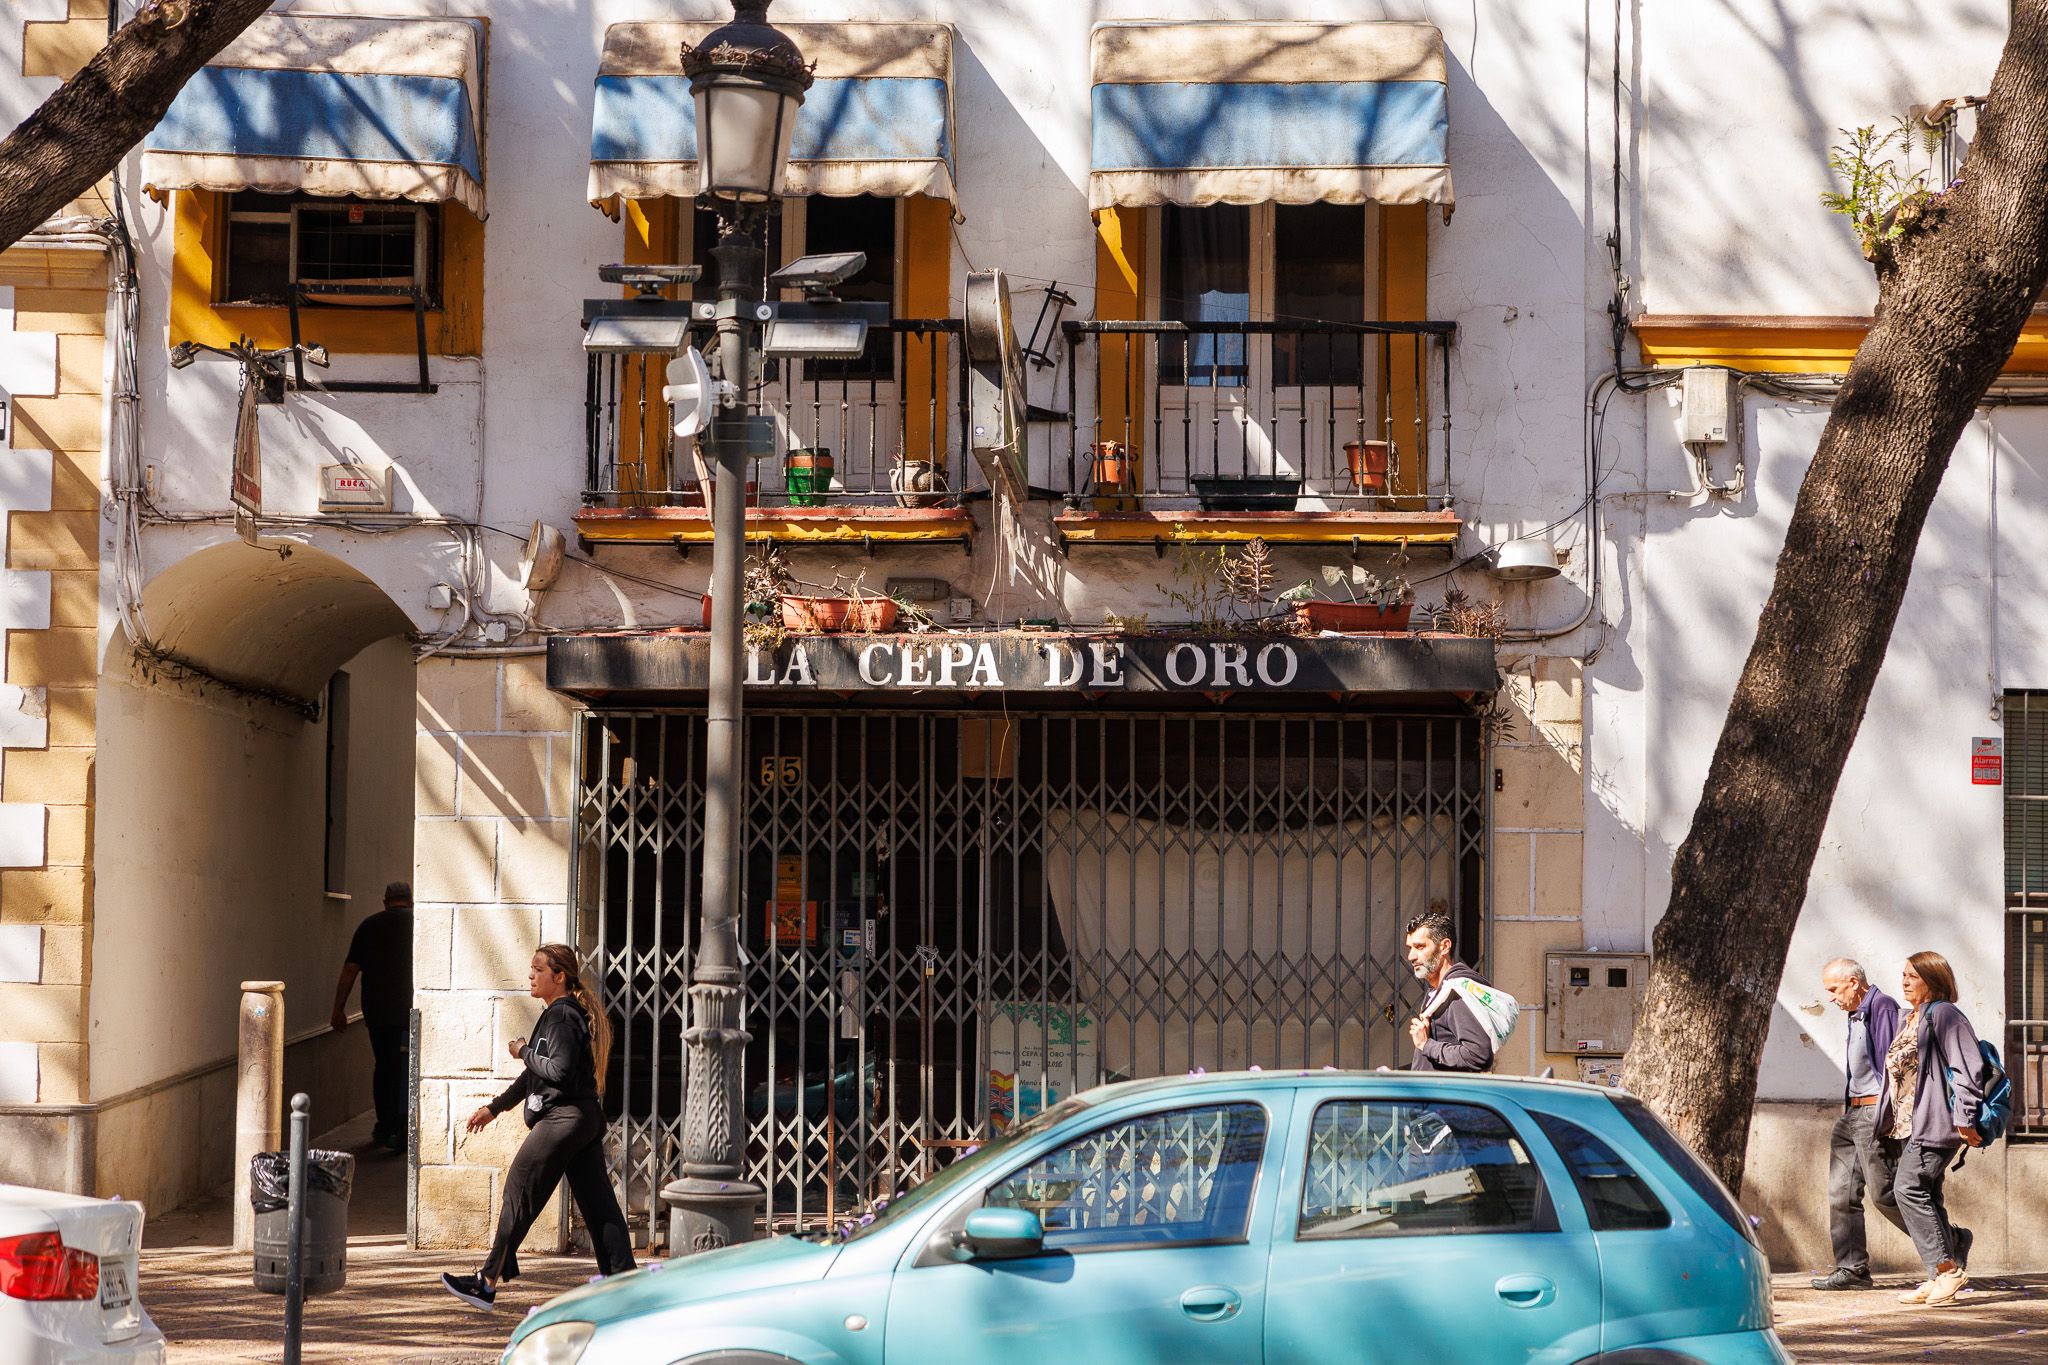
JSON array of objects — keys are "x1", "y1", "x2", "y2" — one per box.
[
  {"x1": 781, "y1": 595, "x2": 900, "y2": 633},
  {"x1": 1296, "y1": 600, "x2": 1413, "y2": 633},
  {"x1": 1345, "y1": 440, "x2": 1391, "y2": 493}
]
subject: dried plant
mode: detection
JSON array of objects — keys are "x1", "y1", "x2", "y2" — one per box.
[
  {"x1": 1438, "y1": 586, "x2": 1508, "y2": 639},
  {"x1": 1103, "y1": 611, "x2": 1152, "y2": 635},
  {"x1": 1222, "y1": 537, "x2": 1275, "y2": 606}
]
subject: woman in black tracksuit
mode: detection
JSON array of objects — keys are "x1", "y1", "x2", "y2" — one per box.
[{"x1": 441, "y1": 943, "x2": 635, "y2": 1310}]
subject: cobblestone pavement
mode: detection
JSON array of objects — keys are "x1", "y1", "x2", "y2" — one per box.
[{"x1": 137, "y1": 1115, "x2": 2048, "y2": 1363}]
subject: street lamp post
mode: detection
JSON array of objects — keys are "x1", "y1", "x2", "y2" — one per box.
[{"x1": 661, "y1": 0, "x2": 811, "y2": 1257}]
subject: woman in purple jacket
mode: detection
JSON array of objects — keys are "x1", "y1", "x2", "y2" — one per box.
[{"x1": 1875, "y1": 951, "x2": 1986, "y2": 1309}]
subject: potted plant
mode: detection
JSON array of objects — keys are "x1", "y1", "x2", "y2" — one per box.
[
  {"x1": 1090, "y1": 441, "x2": 1131, "y2": 494},
  {"x1": 784, "y1": 447, "x2": 834, "y2": 507},
  {"x1": 1344, "y1": 440, "x2": 1391, "y2": 493},
  {"x1": 780, "y1": 572, "x2": 901, "y2": 633},
  {"x1": 891, "y1": 457, "x2": 949, "y2": 509},
  {"x1": 1285, "y1": 565, "x2": 1415, "y2": 632}
]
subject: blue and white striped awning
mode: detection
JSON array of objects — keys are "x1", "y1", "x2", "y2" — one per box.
[
  {"x1": 1089, "y1": 22, "x2": 1452, "y2": 215},
  {"x1": 142, "y1": 15, "x2": 487, "y2": 218},
  {"x1": 589, "y1": 22, "x2": 955, "y2": 209}
]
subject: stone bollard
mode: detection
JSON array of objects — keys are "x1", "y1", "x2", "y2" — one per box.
[{"x1": 233, "y1": 981, "x2": 286, "y2": 1253}]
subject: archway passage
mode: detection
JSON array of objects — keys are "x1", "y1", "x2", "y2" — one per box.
[{"x1": 91, "y1": 540, "x2": 418, "y2": 1229}]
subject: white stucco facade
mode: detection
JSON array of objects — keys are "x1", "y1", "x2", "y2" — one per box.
[{"x1": 4, "y1": 0, "x2": 2044, "y2": 1267}]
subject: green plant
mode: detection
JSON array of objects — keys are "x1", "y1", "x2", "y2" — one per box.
[
  {"x1": 1289, "y1": 564, "x2": 1413, "y2": 609},
  {"x1": 1160, "y1": 533, "x2": 1278, "y2": 630},
  {"x1": 1103, "y1": 611, "x2": 1151, "y2": 635},
  {"x1": 1820, "y1": 119, "x2": 1940, "y2": 262}
]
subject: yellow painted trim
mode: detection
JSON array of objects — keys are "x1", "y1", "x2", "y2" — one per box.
[
  {"x1": 1091, "y1": 206, "x2": 1146, "y2": 509},
  {"x1": 612, "y1": 197, "x2": 686, "y2": 494},
  {"x1": 574, "y1": 509, "x2": 973, "y2": 545},
  {"x1": 170, "y1": 190, "x2": 484, "y2": 356},
  {"x1": 901, "y1": 195, "x2": 953, "y2": 469},
  {"x1": 1633, "y1": 315, "x2": 2048, "y2": 375},
  {"x1": 1380, "y1": 204, "x2": 1429, "y2": 497},
  {"x1": 1053, "y1": 512, "x2": 1461, "y2": 547}
]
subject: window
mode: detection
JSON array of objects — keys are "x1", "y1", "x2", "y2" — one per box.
[
  {"x1": 1298, "y1": 1099, "x2": 1550, "y2": 1239},
  {"x1": 1156, "y1": 202, "x2": 1371, "y2": 388},
  {"x1": 689, "y1": 195, "x2": 897, "y2": 379},
  {"x1": 983, "y1": 1102, "x2": 1267, "y2": 1251},
  {"x1": 1612, "y1": 1096, "x2": 1759, "y2": 1245},
  {"x1": 1530, "y1": 1112, "x2": 1669, "y2": 1231},
  {"x1": 2006, "y1": 692, "x2": 2048, "y2": 1136},
  {"x1": 322, "y1": 672, "x2": 350, "y2": 896},
  {"x1": 222, "y1": 192, "x2": 441, "y2": 307}
]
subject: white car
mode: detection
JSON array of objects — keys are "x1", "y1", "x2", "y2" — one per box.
[{"x1": 0, "y1": 1184, "x2": 165, "y2": 1363}]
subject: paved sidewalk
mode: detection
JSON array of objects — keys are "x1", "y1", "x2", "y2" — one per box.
[
  {"x1": 137, "y1": 1113, "x2": 2048, "y2": 1362},
  {"x1": 140, "y1": 1113, "x2": 594, "y2": 1364}
]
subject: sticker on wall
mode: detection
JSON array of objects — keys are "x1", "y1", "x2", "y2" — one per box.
[
  {"x1": 1973, "y1": 736, "x2": 2003, "y2": 787},
  {"x1": 319, "y1": 464, "x2": 393, "y2": 513}
]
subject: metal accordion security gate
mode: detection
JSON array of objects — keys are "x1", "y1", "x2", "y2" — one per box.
[{"x1": 575, "y1": 708, "x2": 1487, "y2": 1242}]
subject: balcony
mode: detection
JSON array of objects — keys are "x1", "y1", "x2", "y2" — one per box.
[
  {"x1": 575, "y1": 318, "x2": 977, "y2": 551},
  {"x1": 1052, "y1": 319, "x2": 1459, "y2": 553}
]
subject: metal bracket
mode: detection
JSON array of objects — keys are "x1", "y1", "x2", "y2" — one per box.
[
  {"x1": 287, "y1": 283, "x2": 438, "y2": 394},
  {"x1": 673, "y1": 536, "x2": 694, "y2": 560}
]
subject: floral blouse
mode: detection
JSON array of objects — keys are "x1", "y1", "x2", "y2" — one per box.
[{"x1": 1885, "y1": 1007, "x2": 1921, "y2": 1140}]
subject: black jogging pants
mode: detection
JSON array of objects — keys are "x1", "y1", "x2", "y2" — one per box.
[{"x1": 481, "y1": 1101, "x2": 635, "y2": 1283}]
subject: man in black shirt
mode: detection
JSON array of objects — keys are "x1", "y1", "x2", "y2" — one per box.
[{"x1": 331, "y1": 882, "x2": 415, "y2": 1152}]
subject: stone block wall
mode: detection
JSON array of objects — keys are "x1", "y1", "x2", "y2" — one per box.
[
  {"x1": 0, "y1": 240, "x2": 104, "y2": 1129},
  {"x1": 1487, "y1": 654, "x2": 1595, "y2": 1079},
  {"x1": 412, "y1": 654, "x2": 581, "y2": 1251}
]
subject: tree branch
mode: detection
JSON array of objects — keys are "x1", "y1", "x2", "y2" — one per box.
[{"x1": 0, "y1": 0, "x2": 276, "y2": 252}]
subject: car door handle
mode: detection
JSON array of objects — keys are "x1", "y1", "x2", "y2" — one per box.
[
  {"x1": 1495, "y1": 1274, "x2": 1556, "y2": 1309},
  {"x1": 1180, "y1": 1285, "x2": 1242, "y2": 1322}
]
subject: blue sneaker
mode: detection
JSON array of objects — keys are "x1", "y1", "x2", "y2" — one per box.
[{"x1": 441, "y1": 1271, "x2": 496, "y2": 1311}]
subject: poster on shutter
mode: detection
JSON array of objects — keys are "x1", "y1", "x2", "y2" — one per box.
[
  {"x1": 1973, "y1": 737, "x2": 2003, "y2": 786},
  {"x1": 987, "y1": 1002, "x2": 1097, "y2": 1131}
]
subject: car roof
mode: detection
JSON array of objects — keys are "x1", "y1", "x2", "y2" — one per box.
[{"x1": 1074, "y1": 1069, "x2": 1628, "y2": 1108}]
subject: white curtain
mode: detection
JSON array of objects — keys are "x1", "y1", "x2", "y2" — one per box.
[{"x1": 1041, "y1": 809, "x2": 1457, "y2": 1078}]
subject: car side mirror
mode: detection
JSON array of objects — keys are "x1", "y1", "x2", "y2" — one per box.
[{"x1": 959, "y1": 1206, "x2": 1044, "y2": 1261}]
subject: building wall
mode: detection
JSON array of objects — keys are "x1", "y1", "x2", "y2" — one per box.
[
  {"x1": 0, "y1": 0, "x2": 2034, "y2": 1248},
  {"x1": 412, "y1": 653, "x2": 577, "y2": 1252}
]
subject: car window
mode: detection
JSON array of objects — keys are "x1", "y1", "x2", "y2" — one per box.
[
  {"x1": 1531, "y1": 1112, "x2": 1670, "y2": 1231},
  {"x1": 1298, "y1": 1099, "x2": 1551, "y2": 1239},
  {"x1": 1613, "y1": 1096, "x2": 1759, "y2": 1246},
  {"x1": 983, "y1": 1102, "x2": 1267, "y2": 1252},
  {"x1": 836, "y1": 1094, "x2": 1099, "y2": 1244}
]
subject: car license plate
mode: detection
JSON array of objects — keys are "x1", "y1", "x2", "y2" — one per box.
[{"x1": 99, "y1": 1259, "x2": 132, "y2": 1313}]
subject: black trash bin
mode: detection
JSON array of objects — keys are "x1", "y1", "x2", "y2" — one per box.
[{"x1": 250, "y1": 1149, "x2": 355, "y2": 1295}]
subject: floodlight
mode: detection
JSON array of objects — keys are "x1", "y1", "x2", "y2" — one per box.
[
  {"x1": 761, "y1": 316, "x2": 869, "y2": 360},
  {"x1": 300, "y1": 344, "x2": 330, "y2": 369},
  {"x1": 769, "y1": 252, "x2": 867, "y2": 291},
  {"x1": 168, "y1": 341, "x2": 200, "y2": 369},
  {"x1": 598, "y1": 263, "x2": 703, "y2": 297}
]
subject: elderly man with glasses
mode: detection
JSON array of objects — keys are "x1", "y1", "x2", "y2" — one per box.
[{"x1": 1811, "y1": 957, "x2": 1906, "y2": 1290}]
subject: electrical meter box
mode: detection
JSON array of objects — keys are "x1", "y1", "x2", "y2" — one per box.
[
  {"x1": 1680, "y1": 367, "x2": 1736, "y2": 446},
  {"x1": 1545, "y1": 951, "x2": 1651, "y2": 1057}
]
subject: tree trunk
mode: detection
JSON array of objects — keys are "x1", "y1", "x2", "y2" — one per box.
[
  {"x1": 0, "y1": 0, "x2": 276, "y2": 253},
  {"x1": 1620, "y1": 1, "x2": 2048, "y2": 1192}
]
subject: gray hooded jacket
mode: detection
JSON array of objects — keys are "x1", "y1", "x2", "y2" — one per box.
[{"x1": 1874, "y1": 1000, "x2": 1987, "y2": 1149}]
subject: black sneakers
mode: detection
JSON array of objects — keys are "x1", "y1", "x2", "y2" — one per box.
[
  {"x1": 441, "y1": 1271, "x2": 497, "y2": 1311},
  {"x1": 1810, "y1": 1267, "x2": 1874, "y2": 1291}
]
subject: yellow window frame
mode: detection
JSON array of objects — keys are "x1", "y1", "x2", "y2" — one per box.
[{"x1": 170, "y1": 189, "x2": 484, "y2": 356}]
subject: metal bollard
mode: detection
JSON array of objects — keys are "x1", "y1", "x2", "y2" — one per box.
[{"x1": 284, "y1": 1092, "x2": 309, "y2": 1365}]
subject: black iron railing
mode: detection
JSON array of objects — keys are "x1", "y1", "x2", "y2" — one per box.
[
  {"x1": 1060, "y1": 319, "x2": 1456, "y2": 509},
  {"x1": 584, "y1": 319, "x2": 969, "y2": 508}
]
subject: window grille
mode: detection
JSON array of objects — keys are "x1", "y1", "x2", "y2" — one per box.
[
  {"x1": 2005, "y1": 692, "x2": 2048, "y2": 1136},
  {"x1": 576, "y1": 708, "x2": 1488, "y2": 1241}
]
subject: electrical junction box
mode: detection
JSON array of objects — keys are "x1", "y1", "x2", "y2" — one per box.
[
  {"x1": 1545, "y1": 951, "x2": 1651, "y2": 1057},
  {"x1": 1680, "y1": 367, "x2": 1736, "y2": 446}
]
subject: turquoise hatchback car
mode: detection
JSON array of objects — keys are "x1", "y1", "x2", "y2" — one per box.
[{"x1": 502, "y1": 1073, "x2": 1792, "y2": 1365}]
